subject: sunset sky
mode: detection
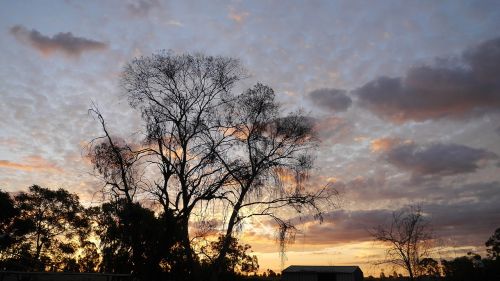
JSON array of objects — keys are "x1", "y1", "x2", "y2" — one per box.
[{"x1": 1, "y1": 0, "x2": 500, "y2": 276}]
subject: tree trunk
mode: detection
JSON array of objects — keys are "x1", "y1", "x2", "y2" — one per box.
[
  {"x1": 178, "y1": 215, "x2": 201, "y2": 281},
  {"x1": 210, "y1": 194, "x2": 246, "y2": 281}
]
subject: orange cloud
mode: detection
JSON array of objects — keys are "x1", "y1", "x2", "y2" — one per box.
[
  {"x1": 228, "y1": 7, "x2": 250, "y2": 23},
  {"x1": 370, "y1": 137, "x2": 410, "y2": 153},
  {"x1": 0, "y1": 156, "x2": 64, "y2": 173},
  {"x1": 0, "y1": 137, "x2": 19, "y2": 148}
]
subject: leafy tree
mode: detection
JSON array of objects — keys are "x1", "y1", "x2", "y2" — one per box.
[
  {"x1": 419, "y1": 257, "x2": 440, "y2": 278},
  {"x1": 77, "y1": 241, "x2": 100, "y2": 272},
  {"x1": 483, "y1": 227, "x2": 500, "y2": 280},
  {"x1": 371, "y1": 206, "x2": 432, "y2": 281},
  {"x1": 201, "y1": 235, "x2": 258, "y2": 278},
  {"x1": 0, "y1": 189, "x2": 18, "y2": 251},
  {"x1": 95, "y1": 199, "x2": 175, "y2": 279},
  {"x1": 0, "y1": 185, "x2": 92, "y2": 271},
  {"x1": 486, "y1": 227, "x2": 500, "y2": 260},
  {"x1": 441, "y1": 253, "x2": 484, "y2": 281},
  {"x1": 440, "y1": 229, "x2": 500, "y2": 281}
]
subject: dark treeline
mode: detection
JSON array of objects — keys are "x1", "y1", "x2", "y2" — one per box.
[
  {"x1": 366, "y1": 228, "x2": 500, "y2": 281},
  {"x1": 0, "y1": 186, "x2": 267, "y2": 280}
]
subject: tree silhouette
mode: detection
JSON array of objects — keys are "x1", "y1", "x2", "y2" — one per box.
[
  {"x1": 486, "y1": 227, "x2": 500, "y2": 260},
  {"x1": 0, "y1": 185, "x2": 92, "y2": 271},
  {"x1": 441, "y1": 253, "x2": 484, "y2": 281},
  {"x1": 0, "y1": 189, "x2": 18, "y2": 251},
  {"x1": 88, "y1": 52, "x2": 245, "y2": 280},
  {"x1": 200, "y1": 235, "x2": 258, "y2": 279},
  {"x1": 371, "y1": 205, "x2": 432, "y2": 281},
  {"x1": 88, "y1": 51, "x2": 336, "y2": 281},
  {"x1": 208, "y1": 83, "x2": 335, "y2": 280},
  {"x1": 419, "y1": 257, "x2": 440, "y2": 278},
  {"x1": 95, "y1": 199, "x2": 176, "y2": 279}
]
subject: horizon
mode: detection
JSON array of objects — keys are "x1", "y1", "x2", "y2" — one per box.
[{"x1": 1, "y1": 0, "x2": 500, "y2": 277}]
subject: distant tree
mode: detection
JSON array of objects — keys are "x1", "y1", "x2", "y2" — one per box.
[
  {"x1": 483, "y1": 228, "x2": 500, "y2": 280},
  {"x1": 371, "y1": 205, "x2": 432, "y2": 281},
  {"x1": 486, "y1": 227, "x2": 500, "y2": 260},
  {"x1": 419, "y1": 257, "x2": 440, "y2": 278},
  {"x1": 0, "y1": 185, "x2": 92, "y2": 271},
  {"x1": 201, "y1": 235, "x2": 258, "y2": 278},
  {"x1": 440, "y1": 229, "x2": 500, "y2": 281},
  {"x1": 441, "y1": 253, "x2": 484, "y2": 281},
  {"x1": 266, "y1": 269, "x2": 277, "y2": 277}
]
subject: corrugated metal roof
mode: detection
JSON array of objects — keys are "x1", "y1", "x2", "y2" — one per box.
[{"x1": 282, "y1": 265, "x2": 361, "y2": 274}]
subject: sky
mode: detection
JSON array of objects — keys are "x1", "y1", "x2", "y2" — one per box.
[{"x1": 1, "y1": 0, "x2": 500, "y2": 276}]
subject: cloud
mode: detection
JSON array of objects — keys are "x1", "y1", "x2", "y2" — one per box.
[
  {"x1": 385, "y1": 143, "x2": 496, "y2": 176},
  {"x1": 228, "y1": 7, "x2": 250, "y2": 24},
  {"x1": 0, "y1": 155, "x2": 64, "y2": 173},
  {"x1": 308, "y1": 88, "x2": 352, "y2": 112},
  {"x1": 254, "y1": 183, "x2": 500, "y2": 247},
  {"x1": 354, "y1": 37, "x2": 500, "y2": 123},
  {"x1": 126, "y1": 0, "x2": 161, "y2": 17},
  {"x1": 10, "y1": 25, "x2": 107, "y2": 57},
  {"x1": 370, "y1": 137, "x2": 408, "y2": 153},
  {"x1": 312, "y1": 116, "x2": 352, "y2": 143}
]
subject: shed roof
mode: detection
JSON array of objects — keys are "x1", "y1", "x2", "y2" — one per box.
[{"x1": 282, "y1": 265, "x2": 361, "y2": 274}]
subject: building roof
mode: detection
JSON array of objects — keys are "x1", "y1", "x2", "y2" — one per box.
[{"x1": 282, "y1": 265, "x2": 361, "y2": 274}]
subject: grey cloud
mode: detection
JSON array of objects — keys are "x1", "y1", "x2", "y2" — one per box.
[
  {"x1": 312, "y1": 116, "x2": 353, "y2": 143},
  {"x1": 127, "y1": 0, "x2": 161, "y2": 17},
  {"x1": 10, "y1": 25, "x2": 107, "y2": 57},
  {"x1": 425, "y1": 191, "x2": 500, "y2": 247},
  {"x1": 354, "y1": 37, "x2": 500, "y2": 123},
  {"x1": 385, "y1": 143, "x2": 496, "y2": 176},
  {"x1": 283, "y1": 183, "x2": 500, "y2": 247},
  {"x1": 308, "y1": 88, "x2": 352, "y2": 112}
]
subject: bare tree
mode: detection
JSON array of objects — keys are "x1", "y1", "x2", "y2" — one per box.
[
  {"x1": 208, "y1": 83, "x2": 337, "y2": 280},
  {"x1": 371, "y1": 206, "x2": 432, "y2": 281},
  {"x1": 88, "y1": 51, "x2": 337, "y2": 281},
  {"x1": 89, "y1": 51, "x2": 245, "y2": 280},
  {"x1": 88, "y1": 106, "x2": 142, "y2": 204}
]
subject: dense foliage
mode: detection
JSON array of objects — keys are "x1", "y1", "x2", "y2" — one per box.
[
  {"x1": 0, "y1": 186, "x2": 262, "y2": 281},
  {"x1": 2, "y1": 186, "x2": 499, "y2": 281}
]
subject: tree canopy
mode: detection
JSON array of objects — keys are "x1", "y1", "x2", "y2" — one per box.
[{"x1": 86, "y1": 51, "x2": 336, "y2": 281}]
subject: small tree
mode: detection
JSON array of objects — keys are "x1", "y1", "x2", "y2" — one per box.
[{"x1": 371, "y1": 206, "x2": 432, "y2": 281}]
